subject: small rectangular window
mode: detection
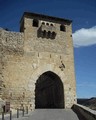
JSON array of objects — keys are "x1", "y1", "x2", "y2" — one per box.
[
  {"x1": 33, "y1": 19, "x2": 39, "y2": 27},
  {"x1": 60, "y1": 25, "x2": 66, "y2": 32}
]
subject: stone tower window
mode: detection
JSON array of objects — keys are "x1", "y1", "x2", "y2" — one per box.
[
  {"x1": 33, "y1": 19, "x2": 39, "y2": 27},
  {"x1": 42, "y1": 22, "x2": 45, "y2": 25},
  {"x1": 48, "y1": 31, "x2": 51, "y2": 38},
  {"x1": 50, "y1": 24, "x2": 53, "y2": 26},
  {"x1": 52, "y1": 32, "x2": 56, "y2": 39},
  {"x1": 43, "y1": 30, "x2": 47, "y2": 37},
  {"x1": 60, "y1": 25, "x2": 66, "y2": 32},
  {"x1": 46, "y1": 23, "x2": 49, "y2": 26}
]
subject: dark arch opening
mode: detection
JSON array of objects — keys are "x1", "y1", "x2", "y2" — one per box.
[
  {"x1": 47, "y1": 31, "x2": 51, "y2": 38},
  {"x1": 60, "y1": 25, "x2": 66, "y2": 32},
  {"x1": 46, "y1": 23, "x2": 49, "y2": 26},
  {"x1": 51, "y1": 32, "x2": 56, "y2": 39},
  {"x1": 35, "y1": 71, "x2": 64, "y2": 109},
  {"x1": 43, "y1": 30, "x2": 47, "y2": 38},
  {"x1": 33, "y1": 19, "x2": 39, "y2": 27},
  {"x1": 42, "y1": 22, "x2": 45, "y2": 25},
  {"x1": 50, "y1": 24, "x2": 53, "y2": 26}
]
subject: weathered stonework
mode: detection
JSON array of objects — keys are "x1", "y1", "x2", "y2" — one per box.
[{"x1": 0, "y1": 12, "x2": 77, "y2": 110}]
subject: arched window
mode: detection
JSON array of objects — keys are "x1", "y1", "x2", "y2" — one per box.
[
  {"x1": 50, "y1": 24, "x2": 53, "y2": 26},
  {"x1": 52, "y1": 32, "x2": 56, "y2": 39},
  {"x1": 33, "y1": 19, "x2": 39, "y2": 27},
  {"x1": 48, "y1": 31, "x2": 51, "y2": 38},
  {"x1": 42, "y1": 22, "x2": 45, "y2": 25},
  {"x1": 46, "y1": 23, "x2": 49, "y2": 26},
  {"x1": 60, "y1": 25, "x2": 66, "y2": 32},
  {"x1": 43, "y1": 30, "x2": 47, "y2": 37}
]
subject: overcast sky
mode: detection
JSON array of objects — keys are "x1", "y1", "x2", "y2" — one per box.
[{"x1": 0, "y1": 0, "x2": 96, "y2": 98}]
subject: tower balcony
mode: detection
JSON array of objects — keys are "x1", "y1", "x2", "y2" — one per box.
[
  {"x1": 38, "y1": 25, "x2": 56, "y2": 39},
  {"x1": 41, "y1": 24, "x2": 56, "y2": 33}
]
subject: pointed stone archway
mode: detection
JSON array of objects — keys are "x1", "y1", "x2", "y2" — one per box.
[{"x1": 35, "y1": 71, "x2": 64, "y2": 109}]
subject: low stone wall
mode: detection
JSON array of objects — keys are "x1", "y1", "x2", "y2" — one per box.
[{"x1": 72, "y1": 104, "x2": 96, "y2": 120}]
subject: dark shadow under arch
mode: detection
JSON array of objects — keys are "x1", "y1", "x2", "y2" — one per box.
[{"x1": 35, "y1": 71, "x2": 64, "y2": 109}]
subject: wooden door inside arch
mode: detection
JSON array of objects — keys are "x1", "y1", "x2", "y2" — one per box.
[{"x1": 35, "y1": 71, "x2": 64, "y2": 109}]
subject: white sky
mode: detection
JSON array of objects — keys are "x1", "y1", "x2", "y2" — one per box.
[{"x1": 73, "y1": 26, "x2": 96, "y2": 47}]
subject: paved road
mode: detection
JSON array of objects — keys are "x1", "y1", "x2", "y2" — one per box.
[
  {"x1": 28, "y1": 109, "x2": 79, "y2": 120},
  {"x1": 0, "y1": 109, "x2": 87, "y2": 120},
  {"x1": 17, "y1": 109, "x2": 86, "y2": 120}
]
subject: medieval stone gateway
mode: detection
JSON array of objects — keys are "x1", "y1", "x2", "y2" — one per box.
[
  {"x1": 35, "y1": 71, "x2": 64, "y2": 109},
  {"x1": 0, "y1": 12, "x2": 76, "y2": 110}
]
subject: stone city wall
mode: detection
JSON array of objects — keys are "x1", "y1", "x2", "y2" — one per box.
[{"x1": 0, "y1": 29, "x2": 24, "y2": 108}]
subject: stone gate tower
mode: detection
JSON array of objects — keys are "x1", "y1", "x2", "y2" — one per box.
[{"x1": 0, "y1": 12, "x2": 76, "y2": 110}]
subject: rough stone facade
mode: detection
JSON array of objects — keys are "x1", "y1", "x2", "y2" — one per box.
[{"x1": 0, "y1": 12, "x2": 77, "y2": 110}]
